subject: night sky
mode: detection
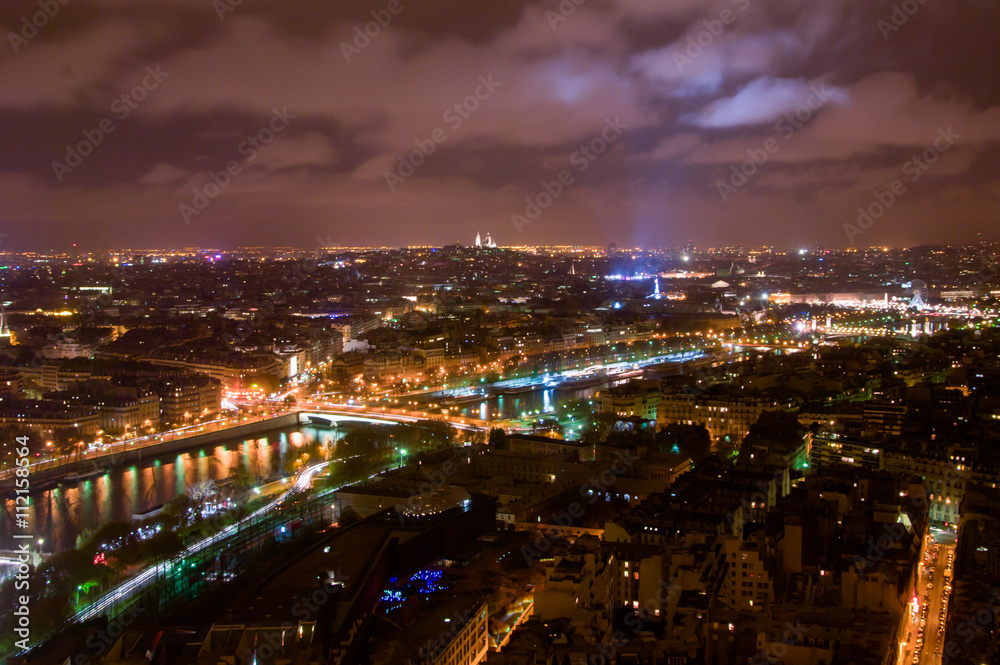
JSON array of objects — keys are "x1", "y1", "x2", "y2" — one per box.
[{"x1": 0, "y1": 0, "x2": 997, "y2": 251}]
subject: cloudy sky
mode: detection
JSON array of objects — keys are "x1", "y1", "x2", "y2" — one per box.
[{"x1": 0, "y1": 0, "x2": 997, "y2": 251}]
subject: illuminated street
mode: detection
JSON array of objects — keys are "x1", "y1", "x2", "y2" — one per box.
[{"x1": 902, "y1": 536, "x2": 956, "y2": 665}]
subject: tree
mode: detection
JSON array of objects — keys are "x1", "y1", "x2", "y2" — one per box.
[
  {"x1": 187, "y1": 479, "x2": 219, "y2": 503},
  {"x1": 339, "y1": 506, "x2": 362, "y2": 527},
  {"x1": 461, "y1": 428, "x2": 486, "y2": 446},
  {"x1": 414, "y1": 419, "x2": 456, "y2": 449},
  {"x1": 736, "y1": 409, "x2": 803, "y2": 468},
  {"x1": 163, "y1": 493, "x2": 196, "y2": 529},
  {"x1": 605, "y1": 419, "x2": 654, "y2": 448},
  {"x1": 579, "y1": 412, "x2": 618, "y2": 445},
  {"x1": 579, "y1": 413, "x2": 653, "y2": 447},
  {"x1": 488, "y1": 427, "x2": 508, "y2": 449},
  {"x1": 228, "y1": 460, "x2": 257, "y2": 492},
  {"x1": 656, "y1": 424, "x2": 711, "y2": 463},
  {"x1": 83, "y1": 520, "x2": 140, "y2": 571},
  {"x1": 36, "y1": 547, "x2": 98, "y2": 600},
  {"x1": 140, "y1": 528, "x2": 184, "y2": 562}
]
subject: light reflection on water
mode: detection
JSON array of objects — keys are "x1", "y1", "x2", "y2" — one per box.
[
  {"x1": 0, "y1": 425, "x2": 343, "y2": 552},
  {"x1": 450, "y1": 385, "x2": 606, "y2": 420}
]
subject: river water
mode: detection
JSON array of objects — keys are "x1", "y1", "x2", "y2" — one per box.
[
  {"x1": 428, "y1": 384, "x2": 611, "y2": 421},
  {"x1": 0, "y1": 425, "x2": 345, "y2": 553}
]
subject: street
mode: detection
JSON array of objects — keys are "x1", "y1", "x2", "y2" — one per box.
[{"x1": 901, "y1": 534, "x2": 955, "y2": 665}]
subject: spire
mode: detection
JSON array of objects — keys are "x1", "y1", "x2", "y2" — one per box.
[
  {"x1": 475, "y1": 232, "x2": 481, "y2": 247},
  {"x1": 650, "y1": 277, "x2": 662, "y2": 300},
  {"x1": 0, "y1": 300, "x2": 9, "y2": 341}
]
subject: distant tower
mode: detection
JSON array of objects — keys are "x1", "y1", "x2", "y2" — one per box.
[
  {"x1": 475, "y1": 232, "x2": 482, "y2": 247},
  {"x1": 650, "y1": 277, "x2": 662, "y2": 300},
  {"x1": 0, "y1": 301, "x2": 10, "y2": 346},
  {"x1": 485, "y1": 233, "x2": 497, "y2": 248},
  {"x1": 569, "y1": 263, "x2": 576, "y2": 276}
]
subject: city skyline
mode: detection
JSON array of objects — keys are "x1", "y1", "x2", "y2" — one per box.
[
  {"x1": 0, "y1": 1, "x2": 997, "y2": 250},
  {"x1": 0, "y1": 241, "x2": 997, "y2": 662}
]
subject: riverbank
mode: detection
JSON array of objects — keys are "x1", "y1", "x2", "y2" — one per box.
[{"x1": 0, "y1": 412, "x2": 303, "y2": 494}]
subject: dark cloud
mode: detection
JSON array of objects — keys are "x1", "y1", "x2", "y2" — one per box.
[{"x1": 0, "y1": 0, "x2": 997, "y2": 250}]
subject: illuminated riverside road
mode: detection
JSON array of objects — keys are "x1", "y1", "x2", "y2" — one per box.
[
  {"x1": 0, "y1": 423, "x2": 344, "y2": 551},
  {"x1": 0, "y1": 412, "x2": 297, "y2": 482},
  {"x1": 71, "y1": 461, "x2": 329, "y2": 622},
  {"x1": 0, "y1": 407, "x2": 488, "y2": 487},
  {"x1": 14, "y1": 461, "x2": 331, "y2": 655}
]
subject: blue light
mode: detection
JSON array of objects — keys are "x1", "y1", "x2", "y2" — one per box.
[
  {"x1": 409, "y1": 569, "x2": 446, "y2": 595},
  {"x1": 380, "y1": 589, "x2": 405, "y2": 602}
]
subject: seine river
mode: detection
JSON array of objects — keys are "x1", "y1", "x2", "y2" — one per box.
[{"x1": 0, "y1": 425, "x2": 345, "y2": 553}]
